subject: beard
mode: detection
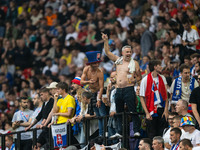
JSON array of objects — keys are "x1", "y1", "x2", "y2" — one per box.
[
  {"x1": 111, "y1": 81, "x2": 116, "y2": 85},
  {"x1": 69, "y1": 86, "x2": 76, "y2": 95},
  {"x1": 22, "y1": 105, "x2": 28, "y2": 109}
]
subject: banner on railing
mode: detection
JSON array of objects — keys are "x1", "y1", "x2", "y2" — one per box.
[
  {"x1": 94, "y1": 142, "x2": 121, "y2": 150},
  {"x1": 51, "y1": 123, "x2": 67, "y2": 148}
]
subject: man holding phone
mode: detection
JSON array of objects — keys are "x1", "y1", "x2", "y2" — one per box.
[{"x1": 12, "y1": 97, "x2": 33, "y2": 150}]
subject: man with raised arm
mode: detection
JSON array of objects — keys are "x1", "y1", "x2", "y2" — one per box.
[{"x1": 102, "y1": 33, "x2": 142, "y2": 137}]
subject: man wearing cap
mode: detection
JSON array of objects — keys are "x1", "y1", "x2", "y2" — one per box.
[
  {"x1": 81, "y1": 51, "x2": 106, "y2": 137},
  {"x1": 102, "y1": 33, "x2": 141, "y2": 137},
  {"x1": 69, "y1": 77, "x2": 85, "y2": 147},
  {"x1": 180, "y1": 116, "x2": 200, "y2": 147},
  {"x1": 175, "y1": 99, "x2": 196, "y2": 125},
  {"x1": 69, "y1": 77, "x2": 83, "y2": 126}
]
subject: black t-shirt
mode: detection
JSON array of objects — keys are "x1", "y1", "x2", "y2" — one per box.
[{"x1": 189, "y1": 86, "x2": 200, "y2": 115}]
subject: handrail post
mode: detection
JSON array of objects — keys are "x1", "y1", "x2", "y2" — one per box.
[
  {"x1": 124, "y1": 112, "x2": 128, "y2": 148},
  {"x1": 17, "y1": 132, "x2": 21, "y2": 150},
  {"x1": 85, "y1": 119, "x2": 88, "y2": 144},
  {"x1": 67, "y1": 123, "x2": 70, "y2": 146},
  {"x1": 122, "y1": 112, "x2": 126, "y2": 148},
  {"x1": 104, "y1": 115, "x2": 108, "y2": 146},
  {"x1": 32, "y1": 128, "x2": 37, "y2": 147},
  {"x1": 1, "y1": 134, "x2": 5, "y2": 150},
  {"x1": 48, "y1": 127, "x2": 53, "y2": 149},
  {"x1": 68, "y1": 123, "x2": 72, "y2": 145},
  {"x1": 66, "y1": 123, "x2": 68, "y2": 147}
]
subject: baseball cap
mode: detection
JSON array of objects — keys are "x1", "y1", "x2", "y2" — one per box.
[
  {"x1": 180, "y1": 116, "x2": 195, "y2": 127},
  {"x1": 46, "y1": 82, "x2": 58, "y2": 89}
]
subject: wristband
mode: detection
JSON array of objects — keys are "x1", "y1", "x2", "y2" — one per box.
[{"x1": 97, "y1": 98, "x2": 101, "y2": 101}]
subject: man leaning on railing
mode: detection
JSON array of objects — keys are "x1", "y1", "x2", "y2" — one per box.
[{"x1": 12, "y1": 97, "x2": 33, "y2": 150}]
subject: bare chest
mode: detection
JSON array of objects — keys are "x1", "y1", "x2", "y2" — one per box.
[
  {"x1": 86, "y1": 70, "x2": 99, "y2": 82},
  {"x1": 116, "y1": 63, "x2": 129, "y2": 74}
]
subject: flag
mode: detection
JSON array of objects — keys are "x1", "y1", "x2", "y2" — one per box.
[
  {"x1": 51, "y1": 123, "x2": 67, "y2": 148},
  {"x1": 94, "y1": 142, "x2": 121, "y2": 150}
]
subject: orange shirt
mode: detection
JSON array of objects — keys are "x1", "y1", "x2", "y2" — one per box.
[{"x1": 46, "y1": 14, "x2": 57, "y2": 26}]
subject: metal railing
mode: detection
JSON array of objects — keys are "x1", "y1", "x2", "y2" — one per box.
[{"x1": 0, "y1": 112, "x2": 144, "y2": 150}]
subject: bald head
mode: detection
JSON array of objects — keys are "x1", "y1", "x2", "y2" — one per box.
[
  {"x1": 110, "y1": 71, "x2": 116, "y2": 77},
  {"x1": 110, "y1": 71, "x2": 116, "y2": 84}
]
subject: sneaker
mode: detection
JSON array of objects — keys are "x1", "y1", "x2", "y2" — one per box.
[
  {"x1": 109, "y1": 133, "x2": 117, "y2": 139},
  {"x1": 115, "y1": 133, "x2": 123, "y2": 138},
  {"x1": 133, "y1": 132, "x2": 140, "y2": 137},
  {"x1": 109, "y1": 133, "x2": 122, "y2": 139}
]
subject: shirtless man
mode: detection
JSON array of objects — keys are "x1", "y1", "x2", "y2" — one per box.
[
  {"x1": 81, "y1": 51, "x2": 107, "y2": 137},
  {"x1": 102, "y1": 33, "x2": 142, "y2": 137}
]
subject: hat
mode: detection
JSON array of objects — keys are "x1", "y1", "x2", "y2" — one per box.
[
  {"x1": 180, "y1": 116, "x2": 195, "y2": 127},
  {"x1": 71, "y1": 77, "x2": 83, "y2": 87},
  {"x1": 46, "y1": 82, "x2": 58, "y2": 89},
  {"x1": 86, "y1": 51, "x2": 102, "y2": 65}
]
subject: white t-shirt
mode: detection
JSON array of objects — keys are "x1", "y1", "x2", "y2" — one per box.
[
  {"x1": 193, "y1": 146, "x2": 200, "y2": 150},
  {"x1": 42, "y1": 64, "x2": 59, "y2": 75},
  {"x1": 72, "y1": 52, "x2": 86, "y2": 68},
  {"x1": 65, "y1": 32, "x2": 78, "y2": 46},
  {"x1": 12, "y1": 109, "x2": 33, "y2": 140},
  {"x1": 117, "y1": 16, "x2": 133, "y2": 30},
  {"x1": 163, "y1": 127, "x2": 171, "y2": 150},
  {"x1": 172, "y1": 35, "x2": 182, "y2": 45},
  {"x1": 140, "y1": 74, "x2": 167, "y2": 97},
  {"x1": 181, "y1": 129, "x2": 200, "y2": 147},
  {"x1": 182, "y1": 29, "x2": 200, "y2": 51}
]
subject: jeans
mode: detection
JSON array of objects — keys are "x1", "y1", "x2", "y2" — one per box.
[
  {"x1": 115, "y1": 86, "x2": 141, "y2": 134},
  {"x1": 93, "y1": 101, "x2": 107, "y2": 136},
  {"x1": 79, "y1": 123, "x2": 85, "y2": 148}
]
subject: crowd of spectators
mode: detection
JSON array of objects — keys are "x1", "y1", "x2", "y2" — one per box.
[{"x1": 1, "y1": 0, "x2": 200, "y2": 149}]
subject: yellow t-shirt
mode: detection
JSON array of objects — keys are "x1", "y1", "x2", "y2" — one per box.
[
  {"x1": 61, "y1": 54, "x2": 72, "y2": 65},
  {"x1": 57, "y1": 95, "x2": 75, "y2": 124}
]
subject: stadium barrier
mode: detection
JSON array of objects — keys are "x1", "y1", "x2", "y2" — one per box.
[{"x1": 0, "y1": 112, "x2": 144, "y2": 149}]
